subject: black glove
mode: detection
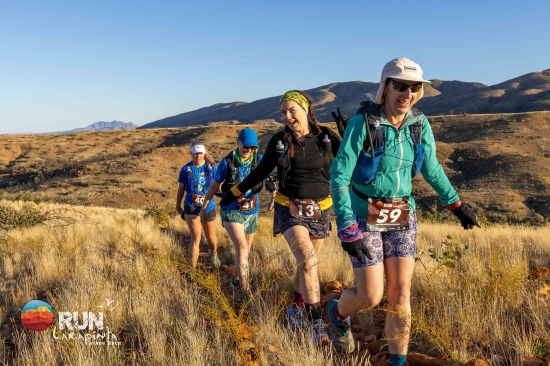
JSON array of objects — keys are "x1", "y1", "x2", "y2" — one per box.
[
  {"x1": 331, "y1": 107, "x2": 349, "y2": 139},
  {"x1": 219, "y1": 190, "x2": 239, "y2": 207},
  {"x1": 451, "y1": 204, "x2": 481, "y2": 230},
  {"x1": 341, "y1": 239, "x2": 373, "y2": 263},
  {"x1": 180, "y1": 211, "x2": 185, "y2": 220}
]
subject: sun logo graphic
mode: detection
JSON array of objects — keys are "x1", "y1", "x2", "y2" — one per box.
[{"x1": 21, "y1": 300, "x2": 54, "y2": 332}]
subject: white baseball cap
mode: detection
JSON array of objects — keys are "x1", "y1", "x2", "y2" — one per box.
[
  {"x1": 374, "y1": 57, "x2": 431, "y2": 105},
  {"x1": 190, "y1": 144, "x2": 206, "y2": 154}
]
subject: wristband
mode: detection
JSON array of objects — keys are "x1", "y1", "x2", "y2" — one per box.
[
  {"x1": 447, "y1": 200, "x2": 463, "y2": 211},
  {"x1": 231, "y1": 185, "x2": 243, "y2": 197}
]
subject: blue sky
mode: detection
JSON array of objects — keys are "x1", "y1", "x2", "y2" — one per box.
[{"x1": 1, "y1": 0, "x2": 549, "y2": 133}]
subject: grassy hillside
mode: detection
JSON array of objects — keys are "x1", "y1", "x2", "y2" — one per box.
[
  {"x1": 2, "y1": 112, "x2": 550, "y2": 225},
  {"x1": 0, "y1": 201, "x2": 549, "y2": 365}
]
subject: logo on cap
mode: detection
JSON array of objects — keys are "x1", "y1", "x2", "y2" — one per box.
[{"x1": 404, "y1": 66, "x2": 417, "y2": 72}]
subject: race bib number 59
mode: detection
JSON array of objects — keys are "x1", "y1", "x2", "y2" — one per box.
[{"x1": 366, "y1": 197, "x2": 410, "y2": 232}]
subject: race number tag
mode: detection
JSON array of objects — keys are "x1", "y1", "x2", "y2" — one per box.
[
  {"x1": 191, "y1": 194, "x2": 205, "y2": 207},
  {"x1": 366, "y1": 197, "x2": 410, "y2": 232},
  {"x1": 289, "y1": 198, "x2": 321, "y2": 221},
  {"x1": 238, "y1": 196, "x2": 257, "y2": 212}
]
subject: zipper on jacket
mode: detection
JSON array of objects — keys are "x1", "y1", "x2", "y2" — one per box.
[{"x1": 394, "y1": 130, "x2": 403, "y2": 198}]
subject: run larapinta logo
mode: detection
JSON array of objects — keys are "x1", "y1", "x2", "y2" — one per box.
[{"x1": 21, "y1": 300, "x2": 54, "y2": 332}]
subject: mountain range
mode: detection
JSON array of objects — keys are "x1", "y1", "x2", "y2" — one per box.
[
  {"x1": 141, "y1": 69, "x2": 550, "y2": 129},
  {"x1": 52, "y1": 121, "x2": 139, "y2": 134}
]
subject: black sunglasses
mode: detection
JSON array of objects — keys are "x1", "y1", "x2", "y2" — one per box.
[
  {"x1": 388, "y1": 79, "x2": 423, "y2": 93},
  {"x1": 243, "y1": 146, "x2": 257, "y2": 150}
]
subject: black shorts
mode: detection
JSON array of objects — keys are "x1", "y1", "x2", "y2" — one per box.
[
  {"x1": 183, "y1": 205, "x2": 216, "y2": 222},
  {"x1": 274, "y1": 202, "x2": 332, "y2": 239}
]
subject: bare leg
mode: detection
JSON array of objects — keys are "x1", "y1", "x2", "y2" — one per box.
[
  {"x1": 293, "y1": 237, "x2": 323, "y2": 293},
  {"x1": 202, "y1": 218, "x2": 218, "y2": 252},
  {"x1": 223, "y1": 221, "x2": 251, "y2": 290},
  {"x1": 283, "y1": 226, "x2": 321, "y2": 304},
  {"x1": 185, "y1": 214, "x2": 202, "y2": 268},
  {"x1": 337, "y1": 265, "x2": 385, "y2": 316},
  {"x1": 384, "y1": 257, "x2": 414, "y2": 355}
]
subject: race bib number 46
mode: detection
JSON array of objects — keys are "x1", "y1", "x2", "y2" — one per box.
[
  {"x1": 366, "y1": 197, "x2": 410, "y2": 232},
  {"x1": 191, "y1": 194, "x2": 205, "y2": 207},
  {"x1": 289, "y1": 198, "x2": 321, "y2": 221}
]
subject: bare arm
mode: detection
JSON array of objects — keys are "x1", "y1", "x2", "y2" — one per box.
[
  {"x1": 201, "y1": 181, "x2": 222, "y2": 212},
  {"x1": 176, "y1": 183, "x2": 185, "y2": 214}
]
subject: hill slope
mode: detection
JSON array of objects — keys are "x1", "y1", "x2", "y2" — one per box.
[{"x1": 141, "y1": 70, "x2": 550, "y2": 129}]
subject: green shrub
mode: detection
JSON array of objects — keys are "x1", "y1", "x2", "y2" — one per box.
[
  {"x1": 0, "y1": 203, "x2": 49, "y2": 230},
  {"x1": 143, "y1": 204, "x2": 176, "y2": 226}
]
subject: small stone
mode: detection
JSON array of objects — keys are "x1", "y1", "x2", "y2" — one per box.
[
  {"x1": 324, "y1": 280, "x2": 343, "y2": 294},
  {"x1": 529, "y1": 267, "x2": 550, "y2": 280},
  {"x1": 367, "y1": 339, "x2": 380, "y2": 354},
  {"x1": 364, "y1": 334, "x2": 377, "y2": 342},
  {"x1": 408, "y1": 352, "x2": 452, "y2": 366},
  {"x1": 521, "y1": 356, "x2": 543, "y2": 366},
  {"x1": 464, "y1": 359, "x2": 488, "y2": 366}
]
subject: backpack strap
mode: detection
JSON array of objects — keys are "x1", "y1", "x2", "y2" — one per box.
[
  {"x1": 221, "y1": 152, "x2": 238, "y2": 194},
  {"x1": 359, "y1": 102, "x2": 386, "y2": 156}
]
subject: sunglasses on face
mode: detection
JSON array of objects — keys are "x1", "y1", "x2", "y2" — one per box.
[
  {"x1": 243, "y1": 146, "x2": 257, "y2": 151},
  {"x1": 389, "y1": 79, "x2": 423, "y2": 93}
]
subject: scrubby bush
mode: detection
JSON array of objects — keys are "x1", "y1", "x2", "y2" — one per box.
[
  {"x1": 0, "y1": 202, "x2": 49, "y2": 230},
  {"x1": 143, "y1": 203, "x2": 177, "y2": 226}
]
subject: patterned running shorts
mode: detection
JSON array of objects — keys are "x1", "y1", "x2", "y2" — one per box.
[
  {"x1": 220, "y1": 208, "x2": 259, "y2": 236},
  {"x1": 274, "y1": 202, "x2": 332, "y2": 239},
  {"x1": 350, "y1": 210, "x2": 418, "y2": 268}
]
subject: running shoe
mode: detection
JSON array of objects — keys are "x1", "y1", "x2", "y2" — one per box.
[
  {"x1": 185, "y1": 269, "x2": 197, "y2": 283},
  {"x1": 230, "y1": 276, "x2": 250, "y2": 304},
  {"x1": 230, "y1": 275, "x2": 240, "y2": 291},
  {"x1": 328, "y1": 299, "x2": 355, "y2": 353},
  {"x1": 208, "y1": 250, "x2": 221, "y2": 269},
  {"x1": 311, "y1": 319, "x2": 330, "y2": 345},
  {"x1": 286, "y1": 304, "x2": 306, "y2": 330}
]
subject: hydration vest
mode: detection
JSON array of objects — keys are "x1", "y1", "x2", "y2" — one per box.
[
  {"x1": 275, "y1": 125, "x2": 335, "y2": 189},
  {"x1": 221, "y1": 150, "x2": 263, "y2": 194},
  {"x1": 351, "y1": 100, "x2": 425, "y2": 186},
  {"x1": 183, "y1": 162, "x2": 214, "y2": 194}
]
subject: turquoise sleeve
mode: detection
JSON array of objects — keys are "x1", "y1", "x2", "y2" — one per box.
[
  {"x1": 330, "y1": 114, "x2": 367, "y2": 226},
  {"x1": 419, "y1": 118, "x2": 460, "y2": 205}
]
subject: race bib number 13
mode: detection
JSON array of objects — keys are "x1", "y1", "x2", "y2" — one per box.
[
  {"x1": 366, "y1": 197, "x2": 410, "y2": 232},
  {"x1": 289, "y1": 198, "x2": 321, "y2": 221}
]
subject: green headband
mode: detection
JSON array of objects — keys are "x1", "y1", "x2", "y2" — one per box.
[{"x1": 279, "y1": 91, "x2": 310, "y2": 113}]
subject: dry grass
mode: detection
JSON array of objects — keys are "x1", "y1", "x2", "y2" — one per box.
[{"x1": 0, "y1": 201, "x2": 549, "y2": 365}]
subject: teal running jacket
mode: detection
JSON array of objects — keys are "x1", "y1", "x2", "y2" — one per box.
[{"x1": 330, "y1": 105, "x2": 460, "y2": 226}]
